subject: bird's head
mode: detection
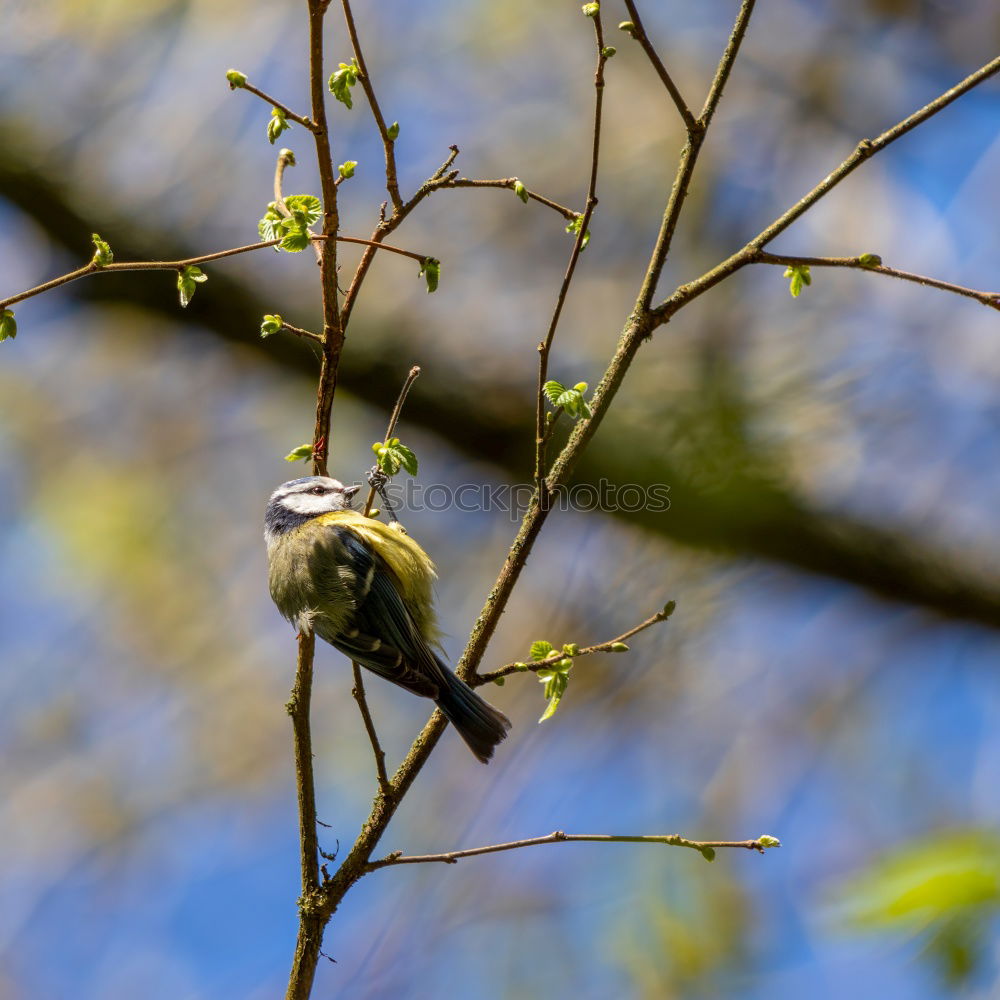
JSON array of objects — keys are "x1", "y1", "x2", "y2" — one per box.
[{"x1": 265, "y1": 476, "x2": 362, "y2": 539}]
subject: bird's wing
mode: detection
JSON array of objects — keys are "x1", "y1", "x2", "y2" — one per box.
[{"x1": 322, "y1": 525, "x2": 444, "y2": 699}]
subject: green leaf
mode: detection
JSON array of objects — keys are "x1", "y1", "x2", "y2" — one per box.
[
  {"x1": 537, "y1": 658, "x2": 572, "y2": 723},
  {"x1": 610, "y1": 642, "x2": 629, "y2": 652},
  {"x1": 699, "y1": 846, "x2": 717, "y2": 863},
  {"x1": 783, "y1": 264, "x2": 812, "y2": 298},
  {"x1": 581, "y1": 2, "x2": 600, "y2": 16},
  {"x1": 565, "y1": 214, "x2": 591, "y2": 250},
  {"x1": 328, "y1": 59, "x2": 359, "y2": 109},
  {"x1": 562, "y1": 642, "x2": 579, "y2": 656},
  {"x1": 530, "y1": 640, "x2": 554, "y2": 661},
  {"x1": 267, "y1": 109, "x2": 290, "y2": 145},
  {"x1": 0, "y1": 309, "x2": 16, "y2": 342},
  {"x1": 394, "y1": 443, "x2": 418, "y2": 476},
  {"x1": 226, "y1": 69, "x2": 247, "y2": 89},
  {"x1": 177, "y1": 265, "x2": 207, "y2": 308},
  {"x1": 513, "y1": 179, "x2": 529, "y2": 204},
  {"x1": 758, "y1": 835, "x2": 781, "y2": 849},
  {"x1": 338, "y1": 160, "x2": 357, "y2": 179},
  {"x1": 260, "y1": 314, "x2": 283, "y2": 338},
  {"x1": 543, "y1": 380, "x2": 566, "y2": 407},
  {"x1": 419, "y1": 257, "x2": 440, "y2": 294},
  {"x1": 279, "y1": 224, "x2": 311, "y2": 253},
  {"x1": 858, "y1": 252, "x2": 882, "y2": 269},
  {"x1": 387, "y1": 121, "x2": 400, "y2": 141},
  {"x1": 283, "y1": 194, "x2": 321, "y2": 227},
  {"x1": 284, "y1": 443, "x2": 313, "y2": 463},
  {"x1": 91, "y1": 233, "x2": 113, "y2": 267},
  {"x1": 602, "y1": 45, "x2": 617, "y2": 58},
  {"x1": 258, "y1": 202, "x2": 284, "y2": 243}
]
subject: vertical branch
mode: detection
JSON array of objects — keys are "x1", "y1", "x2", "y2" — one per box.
[
  {"x1": 534, "y1": 11, "x2": 607, "y2": 497},
  {"x1": 307, "y1": 0, "x2": 345, "y2": 477}
]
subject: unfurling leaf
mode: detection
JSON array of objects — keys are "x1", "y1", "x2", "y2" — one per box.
[
  {"x1": 550, "y1": 380, "x2": 593, "y2": 420},
  {"x1": 371, "y1": 438, "x2": 419, "y2": 478},
  {"x1": 328, "y1": 59, "x2": 359, "y2": 109},
  {"x1": 177, "y1": 265, "x2": 207, "y2": 308},
  {"x1": 543, "y1": 380, "x2": 566, "y2": 407},
  {"x1": 783, "y1": 264, "x2": 812, "y2": 298},
  {"x1": 513, "y1": 179, "x2": 529, "y2": 204},
  {"x1": 758, "y1": 835, "x2": 782, "y2": 849},
  {"x1": 858, "y1": 252, "x2": 882, "y2": 269},
  {"x1": 267, "y1": 109, "x2": 290, "y2": 145},
  {"x1": 565, "y1": 214, "x2": 591, "y2": 250},
  {"x1": 419, "y1": 257, "x2": 440, "y2": 294},
  {"x1": 0, "y1": 309, "x2": 16, "y2": 342},
  {"x1": 530, "y1": 640, "x2": 554, "y2": 661},
  {"x1": 387, "y1": 121, "x2": 400, "y2": 141},
  {"x1": 338, "y1": 160, "x2": 357, "y2": 179},
  {"x1": 91, "y1": 233, "x2": 113, "y2": 267},
  {"x1": 602, "y1": 45, "x2": 617, "y2": 58},
  {"x1": 283, "y1": 194, "x2": 322, "y2": 227},
  {"x1": 260, "y1": 314, "x2": 283, "y2": 338},
  {"x1": 537, "y1": 655, "x2": 573, "y2": 722},
  {"x1": 226, "y1": 69, "x2": 247, "y2": 89},
  {"x1": 258, "y1": 202, "x2": 284, "y2": 243},
  {"x1": 284, "y1": 443, "x2": 313, "y2": 463},
  {"x1": 582, "y1": 2, "x2": 600, "y2": 16}
]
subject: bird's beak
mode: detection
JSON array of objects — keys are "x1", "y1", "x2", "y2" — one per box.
[{"x1": 343, "y1": 484, "x2": 361, "y2": 502}]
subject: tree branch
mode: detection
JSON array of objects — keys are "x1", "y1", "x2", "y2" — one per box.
[
  {"x1": 534, "y1": 11, "x2": 608, "y2": 497},
  {"x1": 475, "y1": 601, "x2": 675, "y2": 687},
  {"x1": 340, "y1": 0, "x2": 403, "y2": 213},
  {"x1": 367, "y1": 829, "x2": 781, "y2": 870},
  {"x1": 238, "y1": 80, "x2": 317, "y2": 131},
  {"x1": 650, "y1": 52, "x2": 1000, "y2": 328},
  {"x1": 752, "y1": 251, "x2": 1000, "y2": 311},
  {"x1": 440, "y1": 178, "x2": 578, "y2": 220},
  {"x1": 622, "y1": 0, "x2": 697, "y2": 133}
]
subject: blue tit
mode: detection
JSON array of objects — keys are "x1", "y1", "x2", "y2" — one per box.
[{"x1": 264, "y1": 476, "x2": 511, "y2": 763}]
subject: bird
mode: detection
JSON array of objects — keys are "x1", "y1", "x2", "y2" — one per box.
[{"x1": 264, "y1": 475, "x2": 511, "y2": 762}]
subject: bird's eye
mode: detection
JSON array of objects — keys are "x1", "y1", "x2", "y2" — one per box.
[{"x1": 309, "y1": 486, "x2": 328, "y2": 496}]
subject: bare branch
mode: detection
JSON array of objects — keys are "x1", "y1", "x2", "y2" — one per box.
[
  {"x1": 442, "y1": 178, "x2": 578, "y2": 220},
  {"x1": 622, "y1": 0, "x2": 697, "y2": 132},
  {"x1": 752, "y1": 251, "x2": 1000, "y2": 311},
  {"x1": 352, "y1": 663, "x2": 390, "y2": 795},
  {"x1": 367, "y1": 829, "x2": 781, "y2": 870},
  {"x1": 700, "y1": 0, "x2": 757, "y2": 127},
  {"x1": 475, "y1": 602, "x2": 675, "y2": 686}
]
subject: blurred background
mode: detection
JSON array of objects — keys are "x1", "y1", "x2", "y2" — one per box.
[{"x1": 2, "y1": 0, "x2": 1000, "y2": 997}]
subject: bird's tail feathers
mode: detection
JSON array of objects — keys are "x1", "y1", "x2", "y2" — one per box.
[{"x1": 433, "y1": 662, "x2": 511, "y2": 764}]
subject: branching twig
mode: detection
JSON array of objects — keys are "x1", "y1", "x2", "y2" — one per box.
[
  {"x1": 366, "y1": 829, "x2": 780, "y2": 870},
  {"x1": 341, "y1": 0, "x2": 403, "y2": 213},
  {"x1": 441, "y1": 178, "x2": 578, "y2": 220},
  {"x1": 475, "y1": 602, "x2": 674, "y2": 687},
  {"x1": 240, "y1": 80, "x2": 317, "y2": 131},
  {"x1": 622, "y1": 0, "x2": 697, "y2": 133},
  {"x1": 752, "y1": 251, "x2": 1000, "y2": 311}
]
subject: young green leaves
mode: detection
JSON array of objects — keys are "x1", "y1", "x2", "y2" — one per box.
[
  {"x1": 371, "y1": 437, "x2": 418, "y2": 477},
  {"x1": 328, "y1": 58, "x2": 359, "y2": 109},
  {"x1": 226, "y1": 69, "x2": 248, "y2": 90},
  {"x1": 544, "y1": 379, "x2": 593, "y2": 420},
  {"x1": 177, "y1": 265, "x2": 207, "y2": 308},
  {"x1": 284, "y1": 443, "x2": 314, "y2": 463},
  {"x1": 858, "y1": 252, "x2": 882, "y2": 269},
  {"x1": 783, "y1": 263, "x2": 812, "y2": 298},
  {"x1": 582, "y1": 2, "x2": 600, "y2": 16},
  {"x1": 338, "y1": 160, "x2": 357, "y2": 180},
  {"x1": 259, "y1": 195, "x2": 322, "y2": 253},
  {"x1": 530, "y1": 640, "x2": 576, "y2": 722},
  {"x1": 267, "y1": 109, "x2": 291, "y2": 145},
  {"x1": 418, "y1": 257, "x2": 440, "y2": 294},
  {"x1": 260, "y1": 314, "x2": 283, "y2": 338},
  {"x1": 565, "y1": 214, "x2": 591, "y2": 250},
  {"x1": 91, "y1": 233, "x2": 113, "y2": 268},
  {"x1": 0, "y1": 309, "x2": 16, "y2": 342},
  {"x1": 513, "y1": 179, "x2": 529, "y2": 204}
]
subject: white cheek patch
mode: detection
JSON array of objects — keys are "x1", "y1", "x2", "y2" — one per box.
[{"x1": 283, "y1": 493, "x2": 334, "y2": 515}]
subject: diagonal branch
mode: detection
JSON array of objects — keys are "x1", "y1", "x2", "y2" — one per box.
[
  {"x1": 341, "y1": 0, "x2": 403, "y2": 213},
  {"x1": 237, "y1": 79, "x2": 317, "y2": 131},
  {"x1": 367, "y1": 829, "x2": 781, "y2": 870},
  {"x1": 622, "y1": 0, "x2": 697, "y2": 133},
  {"x1": 752, "y1": 251, "x2": 1000, "y2": 311},
  {"x1": 475, "y1": 601, "x2": 675, "y2": 687}
]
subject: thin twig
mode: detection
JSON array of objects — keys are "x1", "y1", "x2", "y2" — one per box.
[
  {"x1": 348, "y1": 365, "x2": 423, "y2": 796},
  {"x1": 650, "y1": 52, "x2": 1000, "y2": 327},
  {"x1": 475, "y1": 601, "x2": 675, "y2": 686},
  {"x1": 333, "y1": 235, "x2": 431, "y2": 265},
  {"x1": 280, "y1": 322, "x2": 324, "y2": 343},
  {"x1": 0, "y1": 241, "x2": 282, "y2": 310},
  {"x1": 622, "y1": 0, "x2": 697, "y2": 132},
  {"x1": 241, "y1": 81, "x2": 317, "y2": 131},
  {"x1": 442, "y1": 178, "x2": 578, "y2": 220},
  {"x1": 534, "y1": 11, "x2": 608, "y2": 498},
  {"x1": 341, "y1": 0, "x2": 403, "y2": 212},
  {"x1": 751, "y1": 251, "x2": 1000, "y2": 310},
  {"x1": 367, "y1": 829, "x2": 780, "y2": 870}
]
